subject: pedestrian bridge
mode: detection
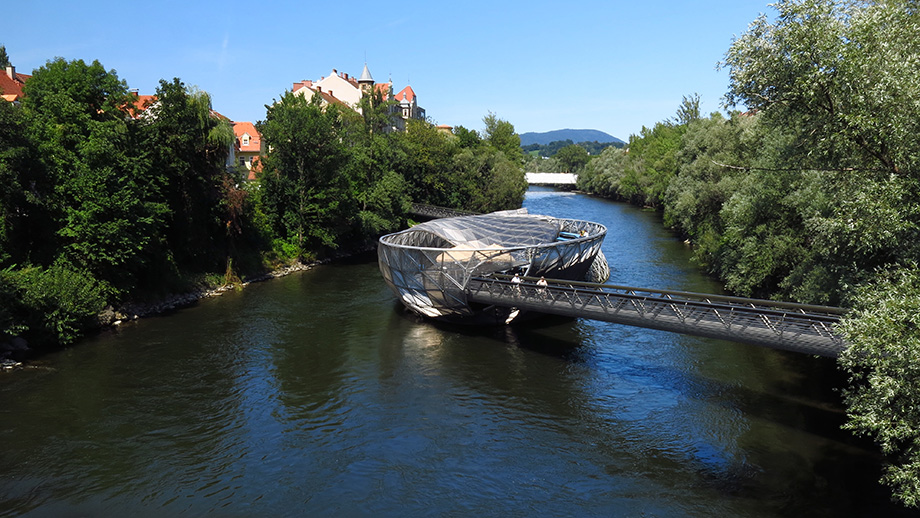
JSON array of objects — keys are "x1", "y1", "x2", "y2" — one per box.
[
  {"x1": 465, "y1": 274, "x2": 846, "y2": 357},
  {"x1": 526, "y1": 172, "x2": 578, "y2": 185}
]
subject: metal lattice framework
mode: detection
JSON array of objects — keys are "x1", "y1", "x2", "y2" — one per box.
[
  {"x1": 465, "y1": 276, "x2": 847, "y2": 357},
  {"x1": 378, "y1": 211, "x2": 609, "y2": 319}
]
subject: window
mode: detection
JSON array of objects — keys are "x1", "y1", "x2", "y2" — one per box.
[{"x1": 242, "y1": 135, "x2": 250, "y2": 146}]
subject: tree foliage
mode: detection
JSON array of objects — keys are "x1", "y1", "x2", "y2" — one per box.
[
  {"x1": 839, "y1": 268, "x2": 920, "y2": 507},
  {"x1": 142, "y1": 78, "x2": 236, "y2": 273},
  {"x1": 21, "y1": 58, "x2": 158, "y2": 293},
  {"x1": 722, "y1": 0, "x2": 920, "y2": 175},
  {"x1": 259, "y1": 91, "x2": 352, "y2": 253},
  {"x1": 554, "y1": 144, "x2": 590, "y2": 173},
  {"x1": 483, "y1": 112, "x2": 523, "y2": 164}
]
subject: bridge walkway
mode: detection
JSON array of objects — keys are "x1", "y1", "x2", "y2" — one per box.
[{"x1": 465, "y1": 275, "x2": 847, "y2": 357}]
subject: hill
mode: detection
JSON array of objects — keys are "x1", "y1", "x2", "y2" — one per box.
[{"x1": 519, "y1": 129, "x2": 624, "y2": 146}]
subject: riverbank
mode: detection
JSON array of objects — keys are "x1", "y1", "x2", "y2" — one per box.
[
  {"x1": 0, "y1": 260, "x2": 306, "y2": 370},
  {"x1": 1, "y1": 244, "x2": 379, "y2": 370}
]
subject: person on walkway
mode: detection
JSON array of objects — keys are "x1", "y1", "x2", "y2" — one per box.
[
  {"x1": 536, "y1": 276, "x2": 548, "y2": 298},
  {"x1": 511, "y1": 273, "x2": 522, "y2": 296}
]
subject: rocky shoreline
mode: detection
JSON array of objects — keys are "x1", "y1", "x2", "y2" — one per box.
[{"x1": 1, "y1": 260, "x2": 320, "y2": 371}]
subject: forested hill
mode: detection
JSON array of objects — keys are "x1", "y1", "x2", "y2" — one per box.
[{"x1": 520, "y1": 129, "x2": 624, "y2": 146}]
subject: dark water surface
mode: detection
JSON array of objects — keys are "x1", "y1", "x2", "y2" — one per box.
[{"x1": 1, "y1": 187, "x2": 915, "y2": 517}]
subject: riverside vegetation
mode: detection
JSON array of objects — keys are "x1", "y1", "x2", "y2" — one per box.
[
  {"x1": 0, "y1": 55, "x2": 526, "y2": 358},
  {"x1": 575, "y1": 0, "x2": 920, "y2": 507}
]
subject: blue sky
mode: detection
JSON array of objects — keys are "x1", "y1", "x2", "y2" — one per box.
[{"x1": 5, "y1": 0, "x2": 772, "y2": 141}]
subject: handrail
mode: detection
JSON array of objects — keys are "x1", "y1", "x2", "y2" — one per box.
[
  {"x1": 487, "y1": 274, "x2": 848, "y2": 316},
  {"x1": 466, "y1": 275, "x2": 847, "y2": 357}
]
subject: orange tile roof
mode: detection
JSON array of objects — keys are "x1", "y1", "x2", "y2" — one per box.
[
  {"x1": 124, "y1": 94, "x2": 157, "y2": 117},
  {"x1": 0, "y1": 68, "x2": 29, "y2": 101},
  {"x1": 395, "y1": 85, "x2": 416, "y2": 102},
  {"x1": 233, "y1": 121, "x2": 262, "y2": 153}
]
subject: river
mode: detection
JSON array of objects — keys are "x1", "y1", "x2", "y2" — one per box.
[{"x1": 1, "y1": 187, "x2": 915, "y2": 517}]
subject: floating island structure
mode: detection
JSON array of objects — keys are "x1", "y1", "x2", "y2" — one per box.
[{"x1": 378, "y1": 209, "x2": 609, "y2": 322}]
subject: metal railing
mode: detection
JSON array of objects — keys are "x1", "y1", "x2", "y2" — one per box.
[{"x1": 465, "y1": 275, "x2": 847, "y2": 357}]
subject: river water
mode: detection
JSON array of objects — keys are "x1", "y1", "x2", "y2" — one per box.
[{"x1": 1, "y1": 187, "x2": 915, "y2": 517}]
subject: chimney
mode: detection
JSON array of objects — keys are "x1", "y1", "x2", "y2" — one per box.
[{"x1": 6, "y1": 65, "x2": 14, "y2": 80}]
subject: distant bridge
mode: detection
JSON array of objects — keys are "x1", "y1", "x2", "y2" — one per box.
[
  {"x1": 526, "y1": 172, "x2": 578, "y2": 185},
  {"x1": 466, "y1": 275, "x2": 847, "y2": 357}
]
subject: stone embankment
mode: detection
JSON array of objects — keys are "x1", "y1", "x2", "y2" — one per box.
[{"x1": 1, "y1": 261, "x2": 318, "y2": 370}]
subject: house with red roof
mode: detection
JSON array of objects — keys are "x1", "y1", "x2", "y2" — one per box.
[
  {"x1": 291, "y1": 64, "x2": 425, "y2": 131},
  {"x1": 1, "y1": 65, "x2": 31, "y2": 105},
  {"x1": 394, "y1": 85, "x2": 425, "y2": 124},
  {"x1": 232, "y1": 121, "x2": 263, "y2": 180}
]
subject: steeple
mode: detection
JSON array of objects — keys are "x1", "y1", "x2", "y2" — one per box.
[
  {"x1": 358, "y1": 63, "x2": 374, "y2": 84},
  {"x1": 358, "y1": 62, "x2": 375, "y2": 100}
]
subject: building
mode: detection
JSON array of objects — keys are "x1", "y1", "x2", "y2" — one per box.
[
  {"x1": 394, "y1": 85, "x2": 425, "y2": 122},
  {"x1": 291, "y1": 64, "x2": 425, "y2": 131},
  {"x1": 232, "y1": 121, "x2": 262, "y2": 180},
  {"x1": 0, "y1": 65, "x2": 31, "y2": 105}
]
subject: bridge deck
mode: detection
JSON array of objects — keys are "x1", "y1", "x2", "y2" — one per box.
[{"x1": 465, "y1": 276, "x2": 846, "y2": 357}]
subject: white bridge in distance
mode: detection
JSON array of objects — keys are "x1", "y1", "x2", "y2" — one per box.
[{"x1": 526, "y1": 172, "x2": 577, "y2": 185}]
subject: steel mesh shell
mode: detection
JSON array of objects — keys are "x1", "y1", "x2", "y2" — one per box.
[{"x1": 378, "y1": 210, "x2": 608, "y2": 319}]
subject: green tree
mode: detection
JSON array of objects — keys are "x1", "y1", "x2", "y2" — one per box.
[
  {"x1": 576, "y1": 146, "x2": 628, "y2": 197},
  {"x1": 621, "y1": 122, "x2": 684, "y2": 207},
  {"x1": 142, "y1": 78, "x2": 236, "y2": 274},
  {"x1": 0, "y1": 45, "x2": 9, "y2": 69},
  {"x1": 670, "y1": 93, "x2": 701, "y2": 126},
  {"x1": 258, "y1": 91, "x2": 352, "y2": 254},
  {"x1": 482, "y1": 112, "x2": 523, "y2": 164},
  {"x1": 20, "y1": 58, "x2": 157, "y2": 293},
  {"x1": 720, "y1": 2, "x2": 920, "y2": 503},
  {"x1": 453, "y1": 125, "x2": 481, "y2": 149},
  {"x1": 555, "y1": 144, "x2": 590, "y2": 173},
  {"x1": 344, "y1": 100, "x2": 411, "y2": 237},
  {"x1": 398, "y1": 118, "x2": 458, "y2": 207},
  {"x1": 663, "y1": 112, "x2": 753, "y2": 277},
  {"x1": 0, "y1": 99, "x2": 50, "y2": 266},
  {"x1": 453, "y1": 146, "x2": 527, "y2": 213},
  {"x1": 722, "y1": 0, "x2": 920, "y2": 175},
  {"x1": 839, "y1": 267, "x2": 920, "y2": 507}
]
